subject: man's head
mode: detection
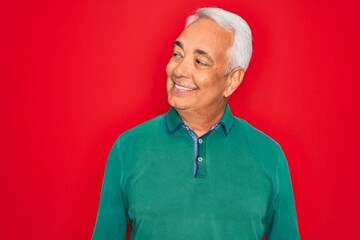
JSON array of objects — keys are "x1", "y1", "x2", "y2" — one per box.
[
  {"x1": 186, "y1": 8, "x2": 253, "y2": 73},
  {"x1": 166, "y1": 7, "x2": 252, "y2": 114}
]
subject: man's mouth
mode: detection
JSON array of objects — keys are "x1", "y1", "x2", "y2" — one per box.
[{"x1": 174, "y1": 84, "x2": 196, "y2": 91}]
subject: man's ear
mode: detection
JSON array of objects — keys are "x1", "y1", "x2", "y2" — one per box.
[{"x1": 224, "y1": 68, "x2": 245, "y2": 98}]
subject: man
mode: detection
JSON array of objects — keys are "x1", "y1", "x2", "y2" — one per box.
[{"x1": 92, "y1": 7, "x2": 300, "y2": 240}]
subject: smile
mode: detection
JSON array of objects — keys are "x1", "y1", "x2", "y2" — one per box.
[{"x1": 174, "y1": 84, "x2": 196, "y2": 91}]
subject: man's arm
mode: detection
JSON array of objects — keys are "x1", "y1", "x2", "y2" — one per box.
[
  {"x1": 92, "y1": 140, "x2": 129, "y2": 240},
  {"x1": 265, "y1": 148, "x2": 300, "y2": 240}
]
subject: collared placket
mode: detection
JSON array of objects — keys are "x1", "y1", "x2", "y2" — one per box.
[{"x1": 182, "y1": 123, "x2": 222, "y2": 179}]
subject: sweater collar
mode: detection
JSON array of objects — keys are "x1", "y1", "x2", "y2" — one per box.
[{"x1": 165, "y1": 104, "x2": 234, "y2": 135}]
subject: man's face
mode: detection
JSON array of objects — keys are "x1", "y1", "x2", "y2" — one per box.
[{"x1": 166, "y1": 18, "x2": 234, "y2": 114}]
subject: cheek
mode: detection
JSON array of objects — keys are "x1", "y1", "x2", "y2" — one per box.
[
  {"x1": 194, "y1": 73, "x2": 215, "y2": 89},
  {"x1": 198, "y1": 74, "x2": 227, "y2": 96}
]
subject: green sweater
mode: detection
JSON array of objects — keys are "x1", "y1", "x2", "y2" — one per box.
[{"x1": 92, "y1": 105, "x2": 300, "y2": 240}]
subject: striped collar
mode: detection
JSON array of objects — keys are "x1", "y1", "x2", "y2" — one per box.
[{"x1": 165, "y1": 104, "x2": 235, "y2": 135}]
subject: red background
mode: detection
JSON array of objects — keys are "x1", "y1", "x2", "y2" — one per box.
[{"x1": 1, "y1": 0, "x2": 359, "y2": 239}]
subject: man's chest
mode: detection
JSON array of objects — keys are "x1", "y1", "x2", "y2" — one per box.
[{"x1": 123, "y1": 141, "x2": 273, "y2": 224}]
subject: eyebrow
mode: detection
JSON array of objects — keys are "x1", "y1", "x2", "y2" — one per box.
[
  {"x1": 174, "y1": 40, "x2": 214, "y2": 63},
  {"x1": 194, "y1": 49, "x2": 214, "y2": 63},
  {"x1": 195, "y1": 49, "x2": 209, "y2": 56},
  {"x1": 174, "y1": 40, "x2": 184, "y2": 49}
]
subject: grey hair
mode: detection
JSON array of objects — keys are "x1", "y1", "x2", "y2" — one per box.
[{"x1": 186, "y1": 7, "x2": 253, "y2": 73}]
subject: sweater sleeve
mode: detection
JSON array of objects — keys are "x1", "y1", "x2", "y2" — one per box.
[
  {"x1": 92, "y1": 140, "x2": 129, "y2": 240},
  {"x1": 265, "y1": 148, "x2": 300, "y2": 240}
]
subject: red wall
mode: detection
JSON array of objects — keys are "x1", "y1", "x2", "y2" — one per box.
[{"x1": 1, "y1": 0, "x2": 359, "y2": 239}]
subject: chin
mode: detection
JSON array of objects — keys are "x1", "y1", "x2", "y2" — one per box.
[
  {"x1": 168, "y1": 97, "x2": 185, "y2": 110},
  {"x1": 169, "y1": 101, "x2": 195, "y2": 112},
  {"x1": 168, "y1": 99, "x2": 181, "y2": 109}
]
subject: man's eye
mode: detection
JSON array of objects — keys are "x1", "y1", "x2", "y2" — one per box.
[
  {"x1": 172, "y1": 52, "x2": 182, "y2": 58},
  {"x1": 195, "y1": 59, "x2": 207, "y2": 66}
]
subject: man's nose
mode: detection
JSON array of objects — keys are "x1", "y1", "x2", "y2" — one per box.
[{"x1": 173, "y1": 57, "x2": 191, "y2": 78}]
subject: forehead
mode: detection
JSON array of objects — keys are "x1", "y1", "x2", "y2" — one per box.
[{"x1": 176, "y1": 18, "x2": 233, "y2": 57}]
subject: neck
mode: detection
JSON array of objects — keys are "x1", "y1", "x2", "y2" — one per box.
[{"x1": 176, "y1": 102, "x2": 227, "y2": 137}]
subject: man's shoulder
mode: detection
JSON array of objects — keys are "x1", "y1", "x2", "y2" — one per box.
[
  {"x1": 232, "y1": 116, "x2": 281, "y2": 150},
  {"x1": 231, "y1": 117, "x2": 285, "y2": 171},
  {"x1": 118, "y1": 113, "x2": 167, "y2": 141}
]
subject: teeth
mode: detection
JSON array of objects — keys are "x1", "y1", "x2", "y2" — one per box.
[{"x1": 175, "y1": 84, "x2": 194, "y2": 91}]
